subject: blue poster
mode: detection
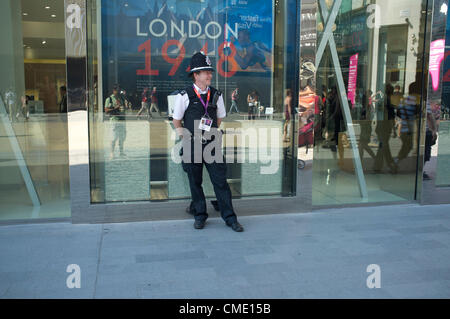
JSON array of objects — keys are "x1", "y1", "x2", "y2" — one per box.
[{"x1": 101, "y1": 0, "x2": 274, "y2": 111}]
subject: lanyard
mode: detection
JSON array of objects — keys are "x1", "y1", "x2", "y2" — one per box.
[{"x1": 193, "y1": 85, "x2": 211, "y2": 116}]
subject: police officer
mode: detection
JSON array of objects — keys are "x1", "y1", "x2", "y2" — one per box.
[{"x1": 172, "y1": 52, "x2": 244, "y2": 232}]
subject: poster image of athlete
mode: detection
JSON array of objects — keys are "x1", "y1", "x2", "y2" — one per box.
[{"x1": 230, "y1": 29, "x2": 271, "y2": 72}]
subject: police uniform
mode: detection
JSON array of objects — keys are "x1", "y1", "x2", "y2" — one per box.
[{"x1": 172, "y1": 52, "x2": 243, "y2": 232}]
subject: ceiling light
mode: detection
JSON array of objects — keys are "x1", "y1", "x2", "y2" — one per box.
[
  {"x1": 23, "y1": 13, "x2": 28, "y2": 16},
  {"x1": 51, "y1": 14, "x2": 56, "y2": 17},
  {"x1": 42, "y1": 40, "x2": 47, "y2": 44},
  {"x1": 45, "y1": 6, "x2": 50, "y2": 9}
]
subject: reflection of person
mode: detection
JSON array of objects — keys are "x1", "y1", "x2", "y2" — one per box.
[
  {"x1": 328, "y1": 86, "x2": 343, "y2": 153},
  {"x1": 105, "y1": 85, "x2": 127, "y2": 159},
  {"x1": 366, "y1": 90, "x2": 375, "y2": 120},
  {"x1": 352, "y1": 88, "x2": 363, "y2": 120},
  {"x1": 21, "y1": 94, "x2": 30, "y2": 120},
  {"x1": 283, "y1": 89, "x2": 292, "y2": 142},
  {"x1": 230, "y1": 29, "x2": 269, "y2": 71},
  {"x1": 137, "y1": 87, "x2": 150, "y2": 119},
  {"x1": 229, "y1": 87, "x2": 239, "y2": 113},
  {"x1": 149, "y1": 87, "x2": 161, "y2": 116},
  {"x1": 391, "y1": 85, "x2": 402, "y2": 107},
  {"x1": 5, "y1": 88, "x2": 17, "y2": 122},
  {"x1": 391, "y1": 85, "x2": 403, "y2": 138},
  {"x1": 256, "y1": 94, "x2": 263, "y2": 118},
  {"x1": 172, "y1": 52, "x2": 243, "y2": 232},
  {"x1": 59, "y1": 86, "x2": 67, "y2": 113},
  {"x1": 120, "y1": 89, "x2": 131, "y2": 109},
  {"x1": 373, "y1": 84, "x2": 397, "y2": 173},
  {"x1": 247, "y1": 90, "x2": 257, "y2": 120},
  {"x1": 396, "y1": 82, "x2": 420, "y2": 165},
  {"x1": 359, "y1": 90, "x2": 376, "y2": 161},
  {"x1": 423, "y1": 101, "x2": 438, "y2": 180}
]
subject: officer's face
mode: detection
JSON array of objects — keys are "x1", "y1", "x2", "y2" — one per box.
[{"x1": 195, "y1": 71, "x2": 213, "y2": 87}]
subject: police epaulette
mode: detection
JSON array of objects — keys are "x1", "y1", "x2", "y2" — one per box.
[{"x1": 180, "y1": 90, "x2": 187, "y2": 95}]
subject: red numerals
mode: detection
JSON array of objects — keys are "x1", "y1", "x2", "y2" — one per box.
[
  {"x1": 137, "y1": 40, "x2": 238, "y2": 77},
  {"x1": 162, "y1": 40, "x2": 185, "y2": 76},
  {"x1": 137, "y1": 39, "x2": 159, "y2": 76},
  {"x1": 218, "y1": 42, "x2": 238, "y2": 78}
]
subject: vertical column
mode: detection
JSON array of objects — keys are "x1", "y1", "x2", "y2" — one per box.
[
  {"x1": 282, "y1": 0, "x2": 302, "y2": 196},
  {"x1": 65, "y1": 0, "x2": 91, "y2": 221},
  {"x1": 297, "y1": 0, "x2": 318, "y2": 206}
]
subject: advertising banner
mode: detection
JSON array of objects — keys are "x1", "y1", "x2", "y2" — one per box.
[
  {"x1": 101, "y1": 0, "x2": 274, "y2": 112},
  {"x1": 347, "y1": 53, "x2": 358, "y2": 106},
  {"x1": 429, "y1": 39, "x2": 445, "y2": 92},
  {"x1": 442, "y1": 12, "x2": 450, "y2": 112}
]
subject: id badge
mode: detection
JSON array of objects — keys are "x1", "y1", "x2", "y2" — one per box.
[{"x1": 198, "y1": 116, "x2": 213, "y2": 132}]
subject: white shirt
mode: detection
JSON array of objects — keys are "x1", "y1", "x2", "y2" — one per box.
[{"x1": 172, "y1": 83, "x2": 226, "y2": 120}]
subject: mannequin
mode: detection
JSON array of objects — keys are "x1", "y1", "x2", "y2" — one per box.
[{"x1": 5, "y1": 87, "x2": 17, "y2": 122}]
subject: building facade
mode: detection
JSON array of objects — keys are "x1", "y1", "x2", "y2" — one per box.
[{"x1": 0, "y1": 0, "x2": 449, "y2": 224}]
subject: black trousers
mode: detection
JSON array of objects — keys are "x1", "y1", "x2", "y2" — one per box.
[
  {"x1": 181, "y1": 142, "x2": 237, "y2": 224},
  {"x1": 398, "y1": 133, "x2": 413, "y2": 161},
  {"x1": 424, "y1": 130, "x2": 433, "y2": 163}
]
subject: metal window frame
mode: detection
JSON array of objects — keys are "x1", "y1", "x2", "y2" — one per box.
[{"x1": 420, "y1": 0, "x2": 450, "y2": 205}]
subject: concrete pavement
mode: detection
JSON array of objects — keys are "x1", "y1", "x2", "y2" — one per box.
[{"x1": 1, "y1": 203, "x2": 450, "y2": 298}]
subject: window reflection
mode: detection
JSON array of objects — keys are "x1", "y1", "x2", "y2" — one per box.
[
  {"x1": 0, "y1": 0, "x2": 70, "y2": 220},
  {"x1": 88, "y1": 0, "x2": 296, "y2": 203},
  {"x1": 313, "y1": 0, "x2": 429, "y2": 205}
]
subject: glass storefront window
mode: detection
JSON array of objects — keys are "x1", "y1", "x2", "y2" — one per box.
[
  {"x1": 0, "y1": 0, "x2": 70, "y2": 220},
  {"x1": 420, "y1": 0, "x2": 450, "y2": 205},
  {"x1": 87, "y1": 0, "x2": 298, "y2": 204},
  {"x1": 313, "y1": 0, "x2": 430, "y2": 206}
]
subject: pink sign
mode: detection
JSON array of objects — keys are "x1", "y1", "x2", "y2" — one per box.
[
  {"x1": 347, "y1": 53, "x2": 359, "y2": 106},
  {"x1": 429, "y1": 39, "x2": 445, "y2": 91}
]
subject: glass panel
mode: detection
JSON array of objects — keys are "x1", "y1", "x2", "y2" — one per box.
[
  {"x1": 88, "y1": 0, "x2": 297, "y2": 204},
  {"x1": 421, "y1": 0, "x2": 450, "y2": 205},
  {"x1": 313, "y1": 0, "x2": 429, "y2": 205},
  {"x1": 0, "y1": 0, "x2": 70, "y2": 220},
  {"x1": 436, "y1": 0, "x2": 450, "y2": 187}
]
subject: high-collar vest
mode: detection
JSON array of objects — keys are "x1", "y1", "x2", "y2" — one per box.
[{"x1": 183, "y1": 85, "x2": 219, "y2": 135}]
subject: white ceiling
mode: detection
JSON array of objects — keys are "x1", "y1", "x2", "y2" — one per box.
[
  {"x1": 20, "y1": 0, "x2": 65, "y2": 60},
  {"x1": 21, "y1": 0, "x2": 65, "y2": 23}
]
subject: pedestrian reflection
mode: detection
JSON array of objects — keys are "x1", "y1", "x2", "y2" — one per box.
[
  {"x1": 105, "y1": 85, "x2": 128, "y2": 159},
  {"x1": 373, "y1": 84, "x2": 397, "y2": 173},
  {"x1": 395, "y1": 82, "x2": 420, "y2": 167}
]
